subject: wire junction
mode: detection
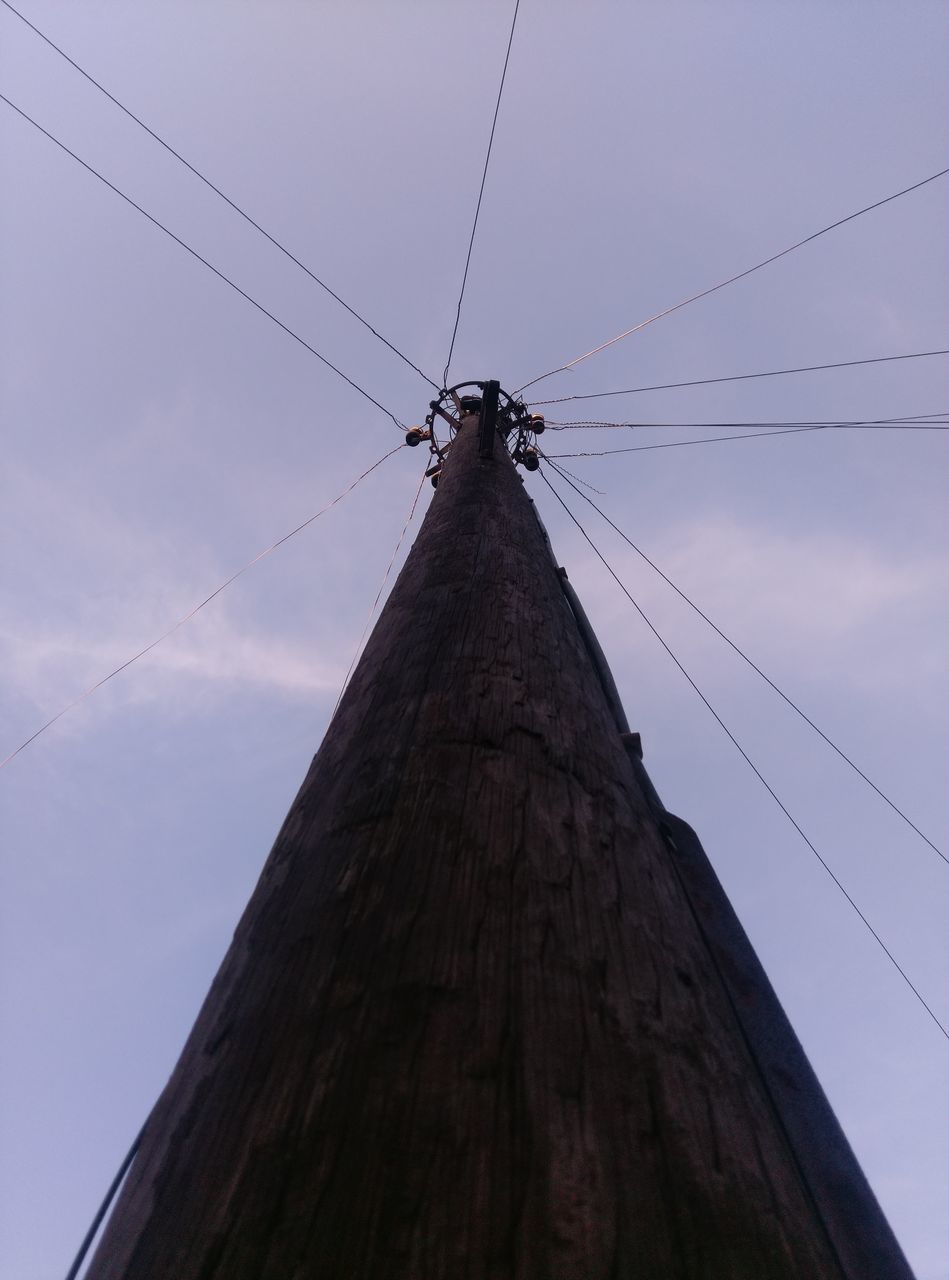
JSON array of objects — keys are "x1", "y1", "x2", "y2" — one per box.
[{"x1": 404, "y1": 380, "x2": 549, "y2": 486}]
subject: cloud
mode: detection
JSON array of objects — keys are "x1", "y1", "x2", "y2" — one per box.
[
  {"x1": 560, "y1": 511, "x2": 948, "y2": 703},
  {"x1": 0, "y1": 459, "x2": 347, "y2": 738},
  {"x1": 1, "y1": 431, "x2": 362, "y2": 736},
  {"x1": 1, "y1": 605, "x2": 344, "y2": 724},
  {"x1": 657, "y1": 514, "x2": 941, "y2": 642}
]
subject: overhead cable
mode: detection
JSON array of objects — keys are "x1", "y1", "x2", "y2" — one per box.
[
  {"x1": 516, "y1": 165, "x2": 949, "y2": 394},
  {"x1": 544, "y1": 458, "x2": 949, "y2": 871},
  {"x1": 64, "y1": 1121, "x2": 147, "y2": 1280},
  {"x1": 544, "y1": 460, "x2": 606, "y2": 494},
  {"x1": 0, "y1": 445, "x2": 404, "y2": 772},
  {"x1": 545, "y1": 420, "x2": 949, "y2": 457},
  {"x1": 0, "y1": 0, "x2": 438, "y2": 389},
  {"x1": 546, "y1": 426, "x2": 828, "y2": 456},
  {"x1": 0, "y1": 93, "x2": 404, "y2": 429},
  {"x1": 540, "y1": 468, "x2": 949, "y2": 1043},
  {"x1": 546, "y1": 415, "x2": 949, "y2": 431},
  {"x1": 546, "y1": 422, "x2": 949, "y2": 456},
  {"x1": 528, "y1": 348, "x2": 949, "y2": 407},
  {"x1": 441, "y1": 0, "x2": 521, "y2": 387}
]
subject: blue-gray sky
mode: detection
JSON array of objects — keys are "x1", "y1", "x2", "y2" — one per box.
[{"x1": 1, "y1": 3, "x2": 947, "y2": 1276}]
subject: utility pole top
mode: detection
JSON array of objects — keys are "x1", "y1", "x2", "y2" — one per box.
[{"x1": 404, "y1": 379, "x2": 545, "y2": 486}]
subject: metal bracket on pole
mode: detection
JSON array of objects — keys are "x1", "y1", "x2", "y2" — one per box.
[
  {"x1": 430, "y1": 403, "x2": 458, "y2": 432},
  {"x1": 478, "y1": 380, "x2": 500, "y2": 459}
]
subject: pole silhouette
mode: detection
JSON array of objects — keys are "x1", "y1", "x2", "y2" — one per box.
[{"x1": 86, "y1": 401, "x2": 914, "y2": 1279}]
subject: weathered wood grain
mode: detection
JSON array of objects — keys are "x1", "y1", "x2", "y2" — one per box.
[{"x1": 86, "y1": 418, "x2": 910, "y2": 1279}]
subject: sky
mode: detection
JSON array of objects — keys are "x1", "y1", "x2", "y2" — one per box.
[{"x1": 1, "y1": 2, "x2": 947, "y2": 1276}]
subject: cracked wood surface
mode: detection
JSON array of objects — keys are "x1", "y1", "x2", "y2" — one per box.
[{"x1": 90, "y1": 420, "x2": 868, "y2": 1279}]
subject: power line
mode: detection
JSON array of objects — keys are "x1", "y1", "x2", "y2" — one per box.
[
  {"x1": 64, "y1": 1121, "x2": 146, "y2": 1280},
  {"x1": 441, "y1": 0, "x2": 521, "y2": 387},
  {"x1": 516, "y1": 165, "x2": 949, "y2": 394},
  {"x1": 540, "y1": 467, "x2": 949, "y2": 1043},
  {"x1": 546, "y1": 415, "x2": 949, "y2": 431},
  {"x1": 543, "y1": 418, "x2": 949, "y2": 453},
  {"x1": 547, "y1": 426, "x2": 828, "y2": 456},
  {"x1": 543, "y1": 457, "x2": 949, "y2": 871},
  {"x1": 544, "y1": 459, "x2": 606, "y2": 494},
  {"x1": 1, "y1": 93, "x2": 405, "y2": 430},
  {"x1": 528, "y1": 348, "x2": 949, "y2": 407},
  {"x1": 0, "y1": 0, "x2": 438, "y2": 390},
  {"x1": 0, "y1": 445, "x2": 404, "y2": 772}
]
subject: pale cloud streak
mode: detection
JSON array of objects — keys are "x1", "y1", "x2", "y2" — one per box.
[
  {"x1": 657, "y1": 514, "x2": 942, "y2": 641},
  {"x1": 560, "y1": 510, "x2": 948, "y2": 699},
  {"x1": 1, "y1": 608, "x2": 343, "y2": 727}
]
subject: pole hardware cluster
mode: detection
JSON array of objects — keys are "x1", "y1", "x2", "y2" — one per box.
[{"x1": 405, "y1": 380, "x2": 545, "y2": 485}]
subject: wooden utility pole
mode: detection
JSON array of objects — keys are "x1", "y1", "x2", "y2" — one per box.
[{"x1": 87, "y1": 399, "x2": 915, "y2": 1279}]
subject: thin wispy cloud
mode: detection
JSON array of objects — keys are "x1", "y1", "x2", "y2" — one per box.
[
  {"x1": 1, "y1": 608, "x2": 344, "y2": 724},
  {"x1": 658, "y1": 516, "x2": 944, "y2": 641},
  {"x1": 560, "y1": 511, "x2": 948, "y2": 699}
]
